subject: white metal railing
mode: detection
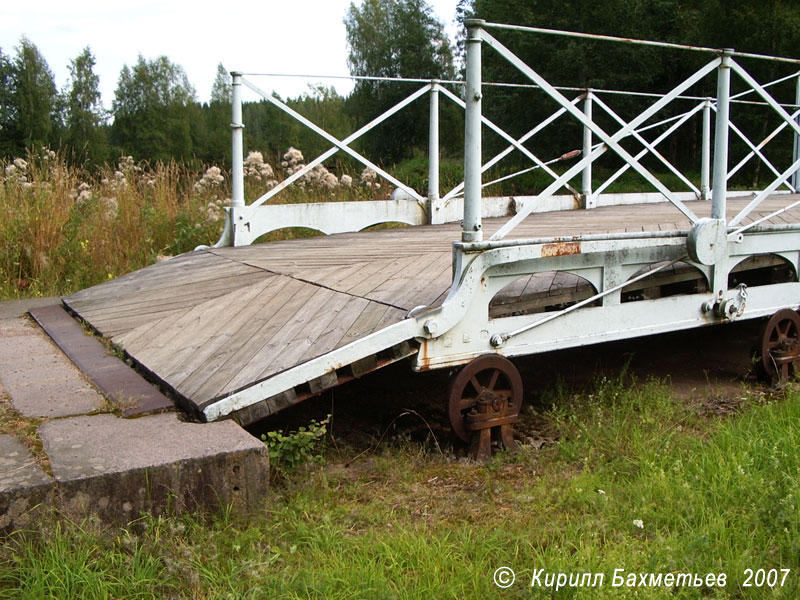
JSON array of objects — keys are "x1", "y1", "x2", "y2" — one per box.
[
  {"x1": 461, "y1": 19, "x2": 800, "y2": 244},
  {"x1": 216, "y1": 23, "x2": 800, "y2": 248}
]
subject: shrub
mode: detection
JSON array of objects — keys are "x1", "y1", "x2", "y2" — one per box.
[{"x1": 261, "y1": 416, "x2": 330, "y2": 476}]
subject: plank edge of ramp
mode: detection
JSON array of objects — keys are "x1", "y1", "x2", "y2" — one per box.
[{"x1": 200, "y1": 320, "x2": 421, "y2": 427}]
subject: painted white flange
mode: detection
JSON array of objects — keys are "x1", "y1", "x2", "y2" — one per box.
[{"x1": 687, "y1": 218, "x2": 728, "y2": 265}]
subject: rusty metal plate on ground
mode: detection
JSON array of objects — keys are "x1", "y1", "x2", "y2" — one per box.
[{"x1": 28, "y1": 304, "x2": 174, "y2": 417}]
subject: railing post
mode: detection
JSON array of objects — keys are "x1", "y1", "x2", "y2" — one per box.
[
  {"x1": 711, "y1": 51, "x2": 732, "y2": 221},
  {"x1": 428, "y1": 81, "x2": 440, "y2": 224},
  {"x1": 463, "y1": 19, "x2": 484, "y2": 243},
  {"x1": 582, "y1": 90, "x2": 594, "y2": 208},
  {"x1": 231, "y1": 71, "x2": 245, "y2": 209},
  {"x1": 792, "y1": 73, "x2": 800, "y2": 190},
  {"x1": 700, "y1": 98, "x2": 712, "y2": 201}
]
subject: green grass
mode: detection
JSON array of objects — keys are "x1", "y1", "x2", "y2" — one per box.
[{"x1": 1, "y1": 376, "x2": 798, "y2": 599}]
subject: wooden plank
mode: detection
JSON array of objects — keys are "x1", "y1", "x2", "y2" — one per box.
[
  {"x1": 219, "y1": 286, "x2": 348, "y2": 395},
  {"x1": 66, "y1": 253, "x2": 239, "y2": 305},
  {"x1": 361, "y1": 252, "x2": 447, "y2": 308},
  {"x1": 134, "y1": 275, "x2": 280, "y2": 379},
  {"x1": 388, "y1": 252, "x2": 453, "y2": 310},
  {"x1": 344, "y1": 255, "x2": 423, "y2": 300},
  {"x1": 294, "y1": 296, "x2": 374, "y2": 365},
  {"x1": 84, "y1": 308, "x2": 187, "y2": 340},
  {"x1": 253, "y1": 287, "x2": 357, "y2": 378},
  {"x1": 70, "y1": 267, "x2": 265, "y2": 317},
  {"x1": 177, "y1": 277, "x2": 317, "y2": 401},
  {"x1": 336, "y1": 302, "x2": 402, "y2": 348},
  {"x1": 112, "y1": 311, "x2": 177, "y2": 348},
  {"x1": 158, "y1": 274, "x2": 298, "y2": 387}
]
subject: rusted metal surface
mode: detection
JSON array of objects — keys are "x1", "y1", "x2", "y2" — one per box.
[
  {"x1": 759, "y1": 309, "x2": 800, "y2": 384},
  {"x1": 446, "y1": 355, "x2": 522, "y2": 461},
  {"x1": 28, "y1": 304, "x2": 174, "y2": 417},
  {"x1": 541, "y1": 241, "x2": 581, "y2": 257}
]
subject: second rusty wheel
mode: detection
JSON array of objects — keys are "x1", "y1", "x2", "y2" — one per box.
[
  {"x1": 760, "y1": 309, "x2": 800, "y2": 385},
  {"x1": 447, "y1": 354, "x2": 523, "y2": 460}
]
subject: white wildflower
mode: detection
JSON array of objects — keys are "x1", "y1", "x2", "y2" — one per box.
[
  {"x1": 4, "y1": 161, "x2": 30, "y2": 186},
  {"x1": 244, "y1": 151, "x2": 274, "y2": 181},
  {"x1": 633, "y1": 519, "x2": 644, "y2": 529},
  {"x1": 77, "y1": 189, "x2": 92, "y2": 204},
  {"x1": 205, "y1": 206, "x2": 220, "y2": 223},
  {"x1": 194, "y1": 166, "x2": 225, "y2": 191},
  {"x1": 321, "y1": 172, "x2": 338, "y2": 189},
  {"x1": 360, "y1": 167, "x2": 377, "y2": 184},
  {"x1": 283, "y1": 146, "x2": 304, "y2": 167},
  {"x1": 118, "y1": 156, "x2": 135, "y2": 171},
  {"x1": 340, "y1": 174, "x2": 353, "y2": 187},
  {"x1": 100, "y1": 197, "x2": 118, "y2": 222}
]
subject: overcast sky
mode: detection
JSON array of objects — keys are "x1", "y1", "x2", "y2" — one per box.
[{"x1": 0, "y1": 0, "x2": 463, "y2": 110}]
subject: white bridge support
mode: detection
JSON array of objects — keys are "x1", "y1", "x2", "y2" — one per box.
[{"x1": 194, "y1": 22, "x2": 800, "y2": 424}]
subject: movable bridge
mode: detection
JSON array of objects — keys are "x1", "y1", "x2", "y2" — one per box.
[{"x1": 63, "y1": 21, "x2": 800, "y2": 459}]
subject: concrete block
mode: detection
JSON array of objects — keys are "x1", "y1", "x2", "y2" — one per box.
[
  {"x1": 3, "y1": 378, "x2": 105, "y2": 419},
  {"x1": 0, "y1": 297, "x2": 59, "y2": 319},
  {"x1": 0, "y1": 318, "x2": 106, "y2": 418},
  {"x1": 40, "y1": 413, "x2": 269, "y2": 522},
  {"x1": 0, "y1": 434, "x2": 54, "y2": 533}
]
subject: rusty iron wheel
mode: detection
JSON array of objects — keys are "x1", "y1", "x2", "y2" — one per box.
[
  {"x1": 760, "y1": 309, "x2": 800, "y2": 384},
  {"x1": 447, "y1": 354, "x2": 523, "y2": 443}
]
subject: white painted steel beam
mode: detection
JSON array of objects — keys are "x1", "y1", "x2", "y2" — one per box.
[
  {"x1": 230, "y1": 72, "x2": 245, "y2": 209},
  {"x1": 711, "y1": 51, "x2": 732, "y2": 221},
  {"x1": 202, "y1": 318, "x2": 422, "y2": 421},
  {"x1": 463, "y1": 20, "x2": 485, "y2": 243},
  {"x1": 232, "y1": 200, "x2": 426, "y2": 245},
  {"x1": 439, "y1": 85, "x2": 580, "y2": 198},
  {"x1": 725, "y1": 113, "x2": 796, "y2": 190},
  {"x1": 241, "y1": 78, "x2": 428, "y2": 210}
]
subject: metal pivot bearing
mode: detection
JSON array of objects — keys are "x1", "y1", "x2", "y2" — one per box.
[{"x1": 446, "y1": 354, "x2": 523, "y2": 462}]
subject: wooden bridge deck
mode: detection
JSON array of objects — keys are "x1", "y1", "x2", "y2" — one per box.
[{"x1": 63, "y1": 196, "x2": 800, "y2": 421}]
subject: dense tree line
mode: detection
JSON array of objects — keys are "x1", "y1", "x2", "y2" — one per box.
[
  {"x1": 457, "y1": 0, "x2": 800, "y2": 182},
  {"x1": 2, "y1": 0, "x2": 800, "y2": 186},
  {"x1": 0, "y1": 0, "x2": 459, "y2": 173},
  {"x1": 0, "y1": 40, "x2": 361, "y2": 170}
]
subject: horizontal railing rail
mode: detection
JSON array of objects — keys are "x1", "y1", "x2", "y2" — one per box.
[
  {"x1": 215, "y1": 24, "x2": 800, "y2": 248},
  {"x1": 457, "y1": 20, "x2": 800, "y2": 245}
]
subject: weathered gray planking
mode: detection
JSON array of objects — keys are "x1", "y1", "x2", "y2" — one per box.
[{"x1": 62, "y1": 195, "x2": 800, "y2": 416}]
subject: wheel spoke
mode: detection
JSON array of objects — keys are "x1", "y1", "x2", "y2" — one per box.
[
  {"x1": 760, "y1": 310, "x2": 800, "y2": 385},
  {"x1": 469, "y1": 376, "x2": 483, "y2": 395},
  {"x1": 487, "y1": 370, "x2": 500, "y2": 391},
  {"x1": 447, "y1": 355, "x2": 524, "y2": 446}
]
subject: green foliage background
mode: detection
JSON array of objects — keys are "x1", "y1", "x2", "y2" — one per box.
[{"x1": 1, "y1": 0, "x2": 799, "y2": 180}]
